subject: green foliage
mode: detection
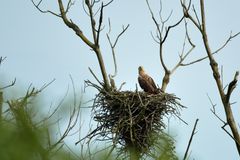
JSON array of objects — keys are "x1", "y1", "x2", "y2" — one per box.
[
  {"x1": 0, "y1": 121, "x2": 43, "y2": 160},
  {"x1": 152, "y1": 133, "x2": 178, "y2": 160},
  {"x1": 0, "y1": 88, "x2": 48, "y2": 160}
]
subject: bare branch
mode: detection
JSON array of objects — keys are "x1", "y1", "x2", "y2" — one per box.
[
  {"x1": 147, "y1": 0, "x2": 191, "y2": 92},
  {"x1": 58, "y1": 0, "x2": 95, "y2": 48},
  {"x1": 221, "y1": 123, "x2": 239, "y2": 144},
  {"x1": 185, "y1": 20, "x2": 195, "y2": 47},
  {"x1": 162, "y1": 10, "x2": 173, "y2": 24},
  {"x1": 175, "y1": 114, "x2": 189, "y2": 125},
  {"x1": 183, "y1": 0, "x2": 240, "y2": 154},
  {"x1": 95, "y1": 0, "x2": 114, "y2": 45},
  {"x1": 146, "y1": 0, "x2": 162, "y2": 40},
  {"x1": 180, "y1": 54, "x2": 208, "y2": 66},
  {"x1": 107, "y1": 20, "x2": 129, "y2": 78},
  {"x1": 0, "y1": 78, "x2": 16, "y2": 90},
  {"x1": 113, "y1": 25, "x2": 130, "y2": 48},
  {"x1": 118, "y1": 82, "x2": 126, "y2": 91},
  {"x1": 179, "y1": 29, "x2": 237, "y2": 66},
  {"x1": 31, "y1": 0, "x2": 61, "y2": 17},
  {"x1": 0, "y1": 57, "x2": 6, "y2": 65},
  {"x1": 161, "y1": 16, "x2": 184, "y2": 45},
  {"x1": 192, "y1": 5, "x2": 201, "y2": 27},
  {"x1": 85, "y1": 0, "x2": 109, "y2": 46},
  {"x1": 182, "y1": 1, "x2": 240, "y2": 153},
  {"x1": 150, "y1": 31, "x2": 160, "y2": 44},
  {"x1": 66, "y1": 0, "x2": 75, "y2": 13},
  {"x1": 39, "y1": 78, "x2": 56, "y2": 91},
  {"x1": 90, "y1": 0, "x2": 101, "y2": 7},
  {"x1": 35, "y1": 90, "x2": 67, "y2": 127},
  {"x1": 82, "y1": 0, "x2": 111, "y2": 90},
  {"x1": 88, "y1": 67, "x2": 103, "y2": 86},
  {"x1": 51, "y1": 0, "x2": 111, "y2": 89},
  {"x1": 207, "y1": 93, "x2": 217, "y2": 113},
  {"x1": 171, "y1": 22, "x2": 195, "y2": 74},
  {"x1": 82, "y1": 0, "x2": 90, "y2": 16},
  {"x1": 85, "y1": 0, "x2": 98, "y2": 44},
  {"x1": 50, "y1": 82, "x2": 81, "y2": 151},
  {"x1": 146, "y1": 0, "x2": 168, "y2": 73},
  {"x1": 213, "y1": 31, "x2": 240, "y2": 54},
  {"x1": 183, "y1": 119, "x2": 199, "y2": 160},
  {"x1": 226, "y1": 71, "x2": 239, "y2": 103},
  {"x1": 96, "y1": 3, "x2": 104, "y2": 45},
  {"x1": 181, "y1": 0, "x2": 202, "y2": 31},
  {"x1": 103, "y1": 0, "x2": 114, "y2": 7},
  {"x1": 210, "y1": 108, "x2": 226, "y2": 124},
  {"x1": 208, "y1": 94, "x2": 240, "y2": 145}
]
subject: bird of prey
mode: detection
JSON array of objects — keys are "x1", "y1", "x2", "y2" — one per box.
[{"x1": 138, "y1": 66, "x2": 158, "y2": 94}]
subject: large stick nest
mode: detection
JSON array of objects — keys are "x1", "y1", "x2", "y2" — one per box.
[{"x1": 86, "y1": 81, "x2": 184, "y2": 156}]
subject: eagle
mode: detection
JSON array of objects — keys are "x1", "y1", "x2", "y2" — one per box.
[{"x1": 138, "y1": 66, "x2": 159, "y2": 94}]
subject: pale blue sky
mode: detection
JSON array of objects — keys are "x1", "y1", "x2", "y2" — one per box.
[{"x1": 1, "y1": 0, "x2": 240, "y2": 159}]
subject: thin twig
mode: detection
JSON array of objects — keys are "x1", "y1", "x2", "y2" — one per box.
[
  {"x1": 96, "y1": 3, "x2": 104, "y2": 45},
  {"x1": 213, "y1": 31, "x2": 240, "y2": 54},
  {"x1": 88, "y1": 67, "x2": 103, "y2": 86},
  {"x1": 0, "y1": 78, "x2": 16, "y2": 90},
  {"x1": 0, "y1": 57, "x2": 6, "y2": 65},
  {"x1": 31, "y1": 0, "x2": 61, "y2": 17},
  {"x1": 107, "y1": 23, "x2": 129, "y2": 78},
  {"x1": 183, "y1": 119, "x2": 199, "y2": 160}
]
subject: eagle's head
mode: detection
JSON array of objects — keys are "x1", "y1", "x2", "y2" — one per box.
[{"x1": 138, "y1": 66, "x2": 145, "y2": 75}]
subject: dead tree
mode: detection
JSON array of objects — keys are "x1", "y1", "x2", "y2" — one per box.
[
  {"x1": 31, "y1": 0, "x2": 186, "y2": 159},
  {"x1": 146, "y1": 0, "x2": 240, "y2": 158},
  {"x1": 31, "y1": 0, "x2": 240, "y2": 159},
  {"x1": 181, "y1": 0, "x2": 240, "y2": 156},
  {"x1": 32, "y1": 0, "x2": 128, "y2": 92},
  {"x1": 146, "y1": 0, "x2": 211, "y2": 92}
]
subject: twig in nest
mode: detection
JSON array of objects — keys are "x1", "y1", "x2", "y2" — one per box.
[{"x1": 77, "y1": 81, "x2": 185, "y2": 158}]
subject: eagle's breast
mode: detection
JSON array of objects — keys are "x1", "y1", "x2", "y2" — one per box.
[{"x1": 138, "y1": 74, "x2": 157, "y2": 94}]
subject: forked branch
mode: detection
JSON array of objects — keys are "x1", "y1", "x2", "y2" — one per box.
[
  {"x1": 33, "y1": 0, "x2": 112, "y2": 91},
  {"x1": 146, "y1": 0, "x2": 200, "y2": 92},
  {"x1": 182, "y1": 0, "x2": 240, "y2": 155},
  {"x1": 0, "y1": 78, "x2": 16, "y2": 90},
  {"x1": 31, "y1": 0, "x2": 61, "y2": 17},
  {"x1": 107, "y1": 20, "x2": 130, "y2": 78},
  {"x1": 0, "y1": 56, "x2": 6, "y2": 65},
  {"x1": 58, "y1": 0, "x2": 111, "y2": 90},
  {"x1": 208, "y1": 94, "x2": 240, "y2": 146}
]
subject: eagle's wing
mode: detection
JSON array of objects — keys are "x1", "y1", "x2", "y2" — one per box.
[
  {"x1": 138, "y1": 76, "x2": 149, "y2": 92},
  {"x1": 147, "y1": 76, "x2": 157, "y2": 90},
  {"x1": 138, "y1": 75, "x2": 157, "y2": 93}
]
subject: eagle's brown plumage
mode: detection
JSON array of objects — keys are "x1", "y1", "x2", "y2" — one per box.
[{"x1": 138, "y1": 66, "x2": 158, "y2": 94}]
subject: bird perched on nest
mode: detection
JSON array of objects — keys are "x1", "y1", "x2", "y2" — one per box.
[{"x1": 138, "y1": 66, "x2": 161, "y2": 94}]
